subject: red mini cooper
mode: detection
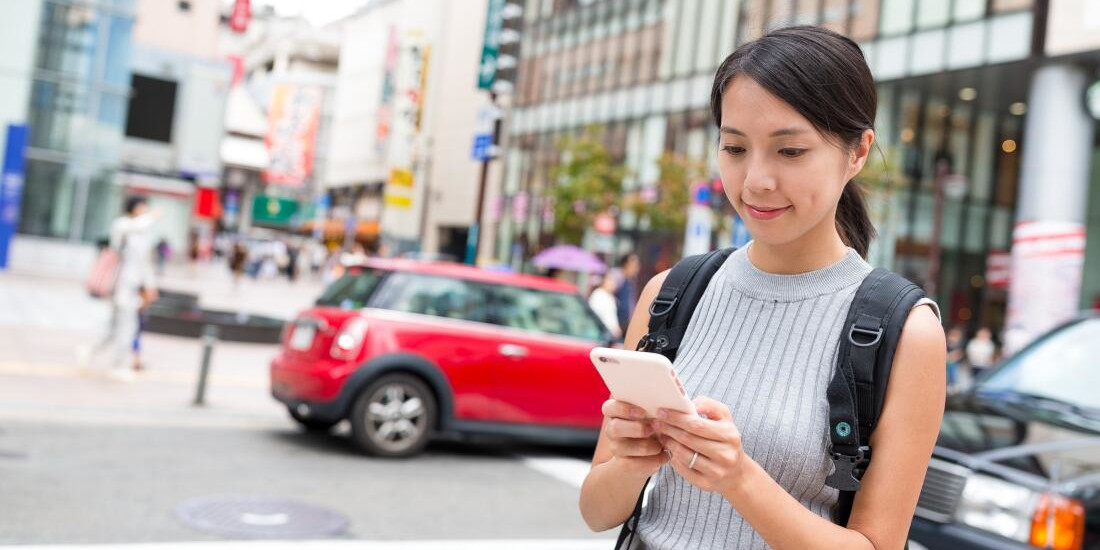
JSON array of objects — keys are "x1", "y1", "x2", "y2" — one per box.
[{"x1": 270, "y1": 258, "x2": 616, "y2": 457}]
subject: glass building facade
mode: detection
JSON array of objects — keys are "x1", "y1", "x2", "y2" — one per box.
[
  {"x1": 497, "y1": 0, "x2": 1100, "y2": 334},
  {"x1": 20, "y1": 0, "x2": 135, "y2": 242}
]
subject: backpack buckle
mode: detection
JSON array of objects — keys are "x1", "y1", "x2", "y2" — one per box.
[
  {"x1": 848, "y1": 325, "x2": 883, "y2": 348},
  {"x1": 648, "y1": 296, "x2": 678, "y2": 317},
  {"x1": 826, "y1": 446, "x2": 870, "y2": 491}
]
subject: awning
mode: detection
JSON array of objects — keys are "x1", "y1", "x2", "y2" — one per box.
[
  {"x1": 220, "y1": 135, "x2": 269, "y2": 171},
  {"x1": 116, "y1": 172, "x2": 195, "y2": 198},
  {"x1": 299, "y1": 219, "x2": 380, "y2": 239}
]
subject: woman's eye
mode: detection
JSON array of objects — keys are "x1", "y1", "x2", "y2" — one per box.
[
  {"x1": 779, "y1": 148, "x2": 806, "y2": 158},
  {"x1": 722, "y1": 145, "x2": 745, "y2": 155}
]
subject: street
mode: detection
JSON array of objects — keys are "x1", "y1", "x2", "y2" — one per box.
[{"x1": 0, "y1": 265, "x2": 612, "y2": 547}]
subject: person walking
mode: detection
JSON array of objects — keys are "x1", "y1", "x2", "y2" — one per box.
[
  {"x1": 580, "y1": 26, "x2": 946, "y2": 550},
  {"x1": 966, "y1": 326, "x2": 997, "y2": 382},
  {"x1": 589, "y1": 273, "x2": 623, "y2": 340},
  {"x1": 946, "y1": 325, "x2": 966, "y2": 393},
  {"x1": 87, "y1": 196, "x2": 159, "y2": 380},
  {"x1": 615, "y1": 253, "x2": 641, "y2": 333}
]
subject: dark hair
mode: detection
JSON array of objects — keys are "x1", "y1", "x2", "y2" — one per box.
[
  {"x1": 124, "y1": 195, "x2": 149, "y2": 215},
  {"x1": 618, "y1": 253, "x2": 639, "y2": 268},
  {"x1": 710, "y1": 25, "x2": 877, "y2": 257}
]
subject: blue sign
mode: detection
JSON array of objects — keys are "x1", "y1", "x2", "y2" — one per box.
[
  {"x1": 731, "y1": 214, "x2": 752, "y2": 248},
  {"x1": 471, "y1": 133, "x2": 493, "y2": 161},
  {"x1": 0, "y1": 124, "x2": 28, "y2": 270}
]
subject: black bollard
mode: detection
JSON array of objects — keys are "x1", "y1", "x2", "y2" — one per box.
[{"x1": 193, "y1": 324, "x2": 219, "y2": 406}]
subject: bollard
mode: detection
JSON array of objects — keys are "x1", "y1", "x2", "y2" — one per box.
[{"x1": 193, "y1": 324, "x2": 219, "y2": 406}]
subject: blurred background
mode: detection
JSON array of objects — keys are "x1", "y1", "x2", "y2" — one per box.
[{"x1": 0, "y1": 0, "x2": 1099, "y2": 548}]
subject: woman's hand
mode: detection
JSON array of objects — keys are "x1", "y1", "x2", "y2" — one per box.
[
  {"x1": 602, "y1": 399, "x2": 670, "y2": 478},
  {"x1": 654, "y1": 396, "x2": 749, "y2": 496}
]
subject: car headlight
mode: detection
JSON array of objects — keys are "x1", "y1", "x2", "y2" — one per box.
[
  {"x1": 956, "y1": 474, "x2": 1085, "y2": 550},
  {"x1": 956, "y1": 474, "x2": 1039, "y2": 542}
]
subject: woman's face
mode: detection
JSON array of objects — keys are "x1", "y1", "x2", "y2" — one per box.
[{"x1": 717, "y1": 76, "x2": 872, "y2": 248}]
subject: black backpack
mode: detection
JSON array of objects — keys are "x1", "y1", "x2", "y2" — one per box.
[{"x1": 615, "y1": 247, "x2": 925, "y2": 550}]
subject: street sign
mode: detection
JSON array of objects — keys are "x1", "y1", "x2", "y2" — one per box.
[
  {"x1": 471, "y1": 134, "x2": 493, "y2": 161},
  {"x1": 0, "y1": 124, "x2": 28, "y2": 270},
  {"x1": 251, "y1": 195, "x2": 298, "y2": 226},
  {"x1": 477, "y1": 0, "x2": 506, "y2": 90}
]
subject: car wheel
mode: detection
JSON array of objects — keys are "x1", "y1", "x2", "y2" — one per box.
[
  {"x1": 288, "y1": 407, "x2": 339, "y2": 432},
  {"x1": 350, "y1": 373, "x2": 436, "y2": 458}
]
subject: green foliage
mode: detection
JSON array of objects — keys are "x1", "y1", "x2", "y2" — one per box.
[
  {"x1": 628, "y1": 152, "x2": 706, "y2": 235},
  {"x1": 548, "y1": 129, "x2": 628, "y2": 245}
]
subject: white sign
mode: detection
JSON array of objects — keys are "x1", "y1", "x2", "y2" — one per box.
[
  {"x1": 682, "y1": 204, "x2": 713, "y2": 257},
  {"x1": 1003, "y1": 220, "x2": 1087, "y2": 355}
]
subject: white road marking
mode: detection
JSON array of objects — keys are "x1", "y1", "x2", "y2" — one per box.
[{"x1": 520, "y1": 456, "x2": 593, "y2": 489}]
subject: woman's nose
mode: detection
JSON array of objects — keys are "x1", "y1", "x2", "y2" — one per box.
[{"x1": 743, "y1": 157, "x2": 777, "y2": 193}]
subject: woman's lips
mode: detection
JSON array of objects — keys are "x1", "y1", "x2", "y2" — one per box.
[{"x1": 745, "y1": 204, "x2": 791, "y2": 220}]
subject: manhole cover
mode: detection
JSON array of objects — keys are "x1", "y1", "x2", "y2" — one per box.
[{"x1": 175, "y1": 495, "x2": 348, "y2": 538}]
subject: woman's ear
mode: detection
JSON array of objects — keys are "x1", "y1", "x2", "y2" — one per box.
[{"x1": 847, "y1": 129, "x2": 875, "y2": 179}]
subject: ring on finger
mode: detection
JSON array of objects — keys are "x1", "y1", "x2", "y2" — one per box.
[{"x1": 688, "y1": 451, "x2": 700, "y2": 469}]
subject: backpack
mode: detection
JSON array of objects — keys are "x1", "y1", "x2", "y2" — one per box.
[{"x1": 615, "y1": 247, "x2": 925, "y2": 550}]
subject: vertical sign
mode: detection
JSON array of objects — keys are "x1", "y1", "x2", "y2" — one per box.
[
  {"x1": 229, "y1": 0, "x2": 251, "y2": 33},
  {"x1": 0, "y1": 124, "x2": 28, "y2": 270},
  {"x1": 478, "y1": 0, "x2": 505, "y2": 90},
  {"x1": 263, "y1": 84, "x2": 323, "y2": 186}
]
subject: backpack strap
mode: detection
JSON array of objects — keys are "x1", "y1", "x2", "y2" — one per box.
[
  {"x1": 828, "y1": 268, "x2": 925, "y2": 526},
  {"x1": 638, "y1": 247, "x2": 735, "y2": 358},
  {"x1": 614, "y1": 247, "x2": 734, "y2": 550}
]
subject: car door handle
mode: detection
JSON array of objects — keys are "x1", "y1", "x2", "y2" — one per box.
[{"x1": 498, "y1": 344, "x2": 528, "y2": 358}]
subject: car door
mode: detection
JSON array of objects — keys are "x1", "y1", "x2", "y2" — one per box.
[
  {"x1": 369, "y1": 272, "x2": 499, "y2": 421},
  {"x1": 485, "y1": 284, "x2": 611, "y2": 428}
]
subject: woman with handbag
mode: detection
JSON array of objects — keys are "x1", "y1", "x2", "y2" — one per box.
[{"x1": 579, "y1": 26, "x2": 946, "y2": 550}]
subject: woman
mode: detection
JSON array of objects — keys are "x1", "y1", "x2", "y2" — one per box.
[
  {"x1": 588, "y1": 273, "x2": 623, "y2": 340},
  {"x1": 579, "y1": 26, "x2": 946, "y2": 550}
]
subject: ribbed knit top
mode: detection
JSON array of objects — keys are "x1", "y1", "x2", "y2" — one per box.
[{"x1": 631, "y1": 244, "x2": 935, "y2": 550}]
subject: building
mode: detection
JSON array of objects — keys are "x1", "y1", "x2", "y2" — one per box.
[
  {"x1": 496, "y1": 0, "x2": 1099, "y2": 347},
  {"x1": 326, "y1": 0, "x2": 494, "y2": 259},
  {"x1": 2, "y1": 0, "x2": 136, "y2": 276}
]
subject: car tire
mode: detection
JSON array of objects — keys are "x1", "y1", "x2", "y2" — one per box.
[
  {"x1": 350, "y1": 372, "x2": 436, "y2": 458},
  {"x1": 288, "y1": 407, "x2": 339, "y2": 432}
]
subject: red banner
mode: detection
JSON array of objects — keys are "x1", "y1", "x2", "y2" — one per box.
[{"x1": 229, "y1": 0, "x2": 250, "y2": 33}]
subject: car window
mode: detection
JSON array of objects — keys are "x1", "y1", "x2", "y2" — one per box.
[
  {"x1": 489, "y1": 285, "x2": 606, "y2": 341},
  {"x1": 315, "y1": 269, "x2": 383, "y2": 309},
  {"x1": 980, "y1": 318, "x2": 1100, "y2": 410},
  {"x1": 372, "y1": 273, "x2": 488, "y2": 323}
]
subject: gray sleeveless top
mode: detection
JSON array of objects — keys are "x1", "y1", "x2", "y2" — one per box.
[{"x1": 632, "y1": 244, "x2": 937, "y2": 550}]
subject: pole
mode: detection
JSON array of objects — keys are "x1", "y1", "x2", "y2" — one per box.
[
  {"x1": 467, "y1": 91, "x2": 498, "y2": 265},
  {"x1": 193, "y1": 324, "x2": 219, "y2": 406},
  {"x1": 927, "y1": 158, "x2": 949, "y2": 301}
]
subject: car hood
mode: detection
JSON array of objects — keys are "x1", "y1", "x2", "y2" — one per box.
[{"x1": 934, "y1": 392, "x2": 1100, "y2": 495}]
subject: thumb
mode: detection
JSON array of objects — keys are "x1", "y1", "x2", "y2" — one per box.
[{"x1": 693, "y1": 396, "x2": 732, "y2": 422}]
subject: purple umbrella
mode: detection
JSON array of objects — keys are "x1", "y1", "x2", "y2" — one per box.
[{"x1": 532, "y1": 245, "x2": 607, "y2": 274}]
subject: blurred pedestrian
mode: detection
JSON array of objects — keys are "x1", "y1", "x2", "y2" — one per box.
[
  {"x1": 285, "y1": 243, "x2": 300, "y2": 282},
  {"x1": 229, "y1": 241, "x2": 248, "y2": 287},
  {"x1": 614, "y1": 253, "x2": 641, "y2": 331},
  {"x1": 86, "y1": 196, "x2": 159, "y2": 380},
  {"x1": 945, "y1": 325, "x2": 965, "y2": 393},
  {"x1": 966, "y1": 326, "x2": 997, "y2": 380},
  {"x1": 154, "y1": 238, "x2": 171, "y2": 275},
  {"x1": 588, "y1": 274, "x2": 622, "y2": 339}
]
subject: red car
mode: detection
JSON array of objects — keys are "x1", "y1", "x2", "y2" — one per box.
[{"x1": 270, "y1": 258, "x2": 616, "y2": 457}]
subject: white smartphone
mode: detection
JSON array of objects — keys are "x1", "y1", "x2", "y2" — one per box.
[{"x1": 590, "y1": 347, "x2": 697, "y2": 418}]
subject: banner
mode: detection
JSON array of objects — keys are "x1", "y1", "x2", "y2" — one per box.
[
  {"x1": 263, "y1": 84, "x2": 322, "y2": 186},
  {"x1": 229, "y1": 0, "x2": 251, "y2": 33},
  {"x1": 0, "y1": 124, "x2": 28, "y2": 270},
  {"x1": 1004, "y1": 221, "x2": 1087, "y2": 355},
  {"x1": 477, "y1": 0, "x2": 505, "y2": 90}
]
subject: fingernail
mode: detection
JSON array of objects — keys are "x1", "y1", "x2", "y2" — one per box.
[
  {"x1": 632, "y1": 407, "x2": 644, "y2": 418},
  {"x1": 658, "y1": 409, "x2": 669, "y2": 420}
]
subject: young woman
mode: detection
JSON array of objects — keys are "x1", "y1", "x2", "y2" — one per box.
[{"x1": 579, "y1": 26, "x2": 946, "y2": 550}]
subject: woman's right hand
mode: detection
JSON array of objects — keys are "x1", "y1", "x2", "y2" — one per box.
[{"x1": 602, "y1": 398, "x2": 670, "y2": 477}]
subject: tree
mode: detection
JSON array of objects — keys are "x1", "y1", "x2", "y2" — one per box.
[
  {"x1": 628, "y1": 152, "x2": 706, "y2": 236},
  {"x1": 548, "y1": 129, "x2": 628, "y2": 245}
]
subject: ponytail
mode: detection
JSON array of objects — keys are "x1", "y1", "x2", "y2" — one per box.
[{"x1": 836, "y1": 181, "x2": 876, "y2": 258}]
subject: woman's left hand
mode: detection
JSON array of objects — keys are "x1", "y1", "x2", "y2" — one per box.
[{"x1": 654, "y1": 396, "x2": 749, "y2": 496}]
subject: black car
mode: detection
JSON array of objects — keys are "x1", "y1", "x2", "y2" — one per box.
[{"x1": 909, "y1": 312, "x2": 1100, "y2": 550}]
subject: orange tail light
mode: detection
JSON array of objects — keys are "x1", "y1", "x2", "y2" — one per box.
[{"x1": 1029, "y1": 493, "x2": 1085, "y2": 550}]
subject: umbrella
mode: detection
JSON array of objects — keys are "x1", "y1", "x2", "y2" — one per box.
[{"x1": 532, "y1": 245, "x2": 607, "y2": 274}]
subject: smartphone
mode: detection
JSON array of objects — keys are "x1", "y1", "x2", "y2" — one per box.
[{"x1": 590, "y1": 347, "x2": 697, "y2": 418}]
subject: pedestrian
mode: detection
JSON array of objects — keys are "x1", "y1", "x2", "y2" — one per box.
[
  {"x1": 154, "y1": 238, "x2": 171, "y2": 275},
  {"x1": 229, "y1": 241, "x2": 248, "y2": 287},
  {"x1": 589, "y1": 273, "x2": 623, "y2": 340},
  {"x1": 966, "y1": 326, "x2": 997, "y2": 381},
  {"x1": 946, "y1": 325, "x2": 966, "y2": 393},
  {"x1": 285, "y1": 243, "x2": 299, "y2": 282},
  {"x1": 614, "y1": 253, "x2": 641, "y2": 332},
  {"x1": 580, "y1": 26, "x2": 946, "y2": 550},
  {"x1": 87, "y1": 196, "x2": 160, "y2": 381}
]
